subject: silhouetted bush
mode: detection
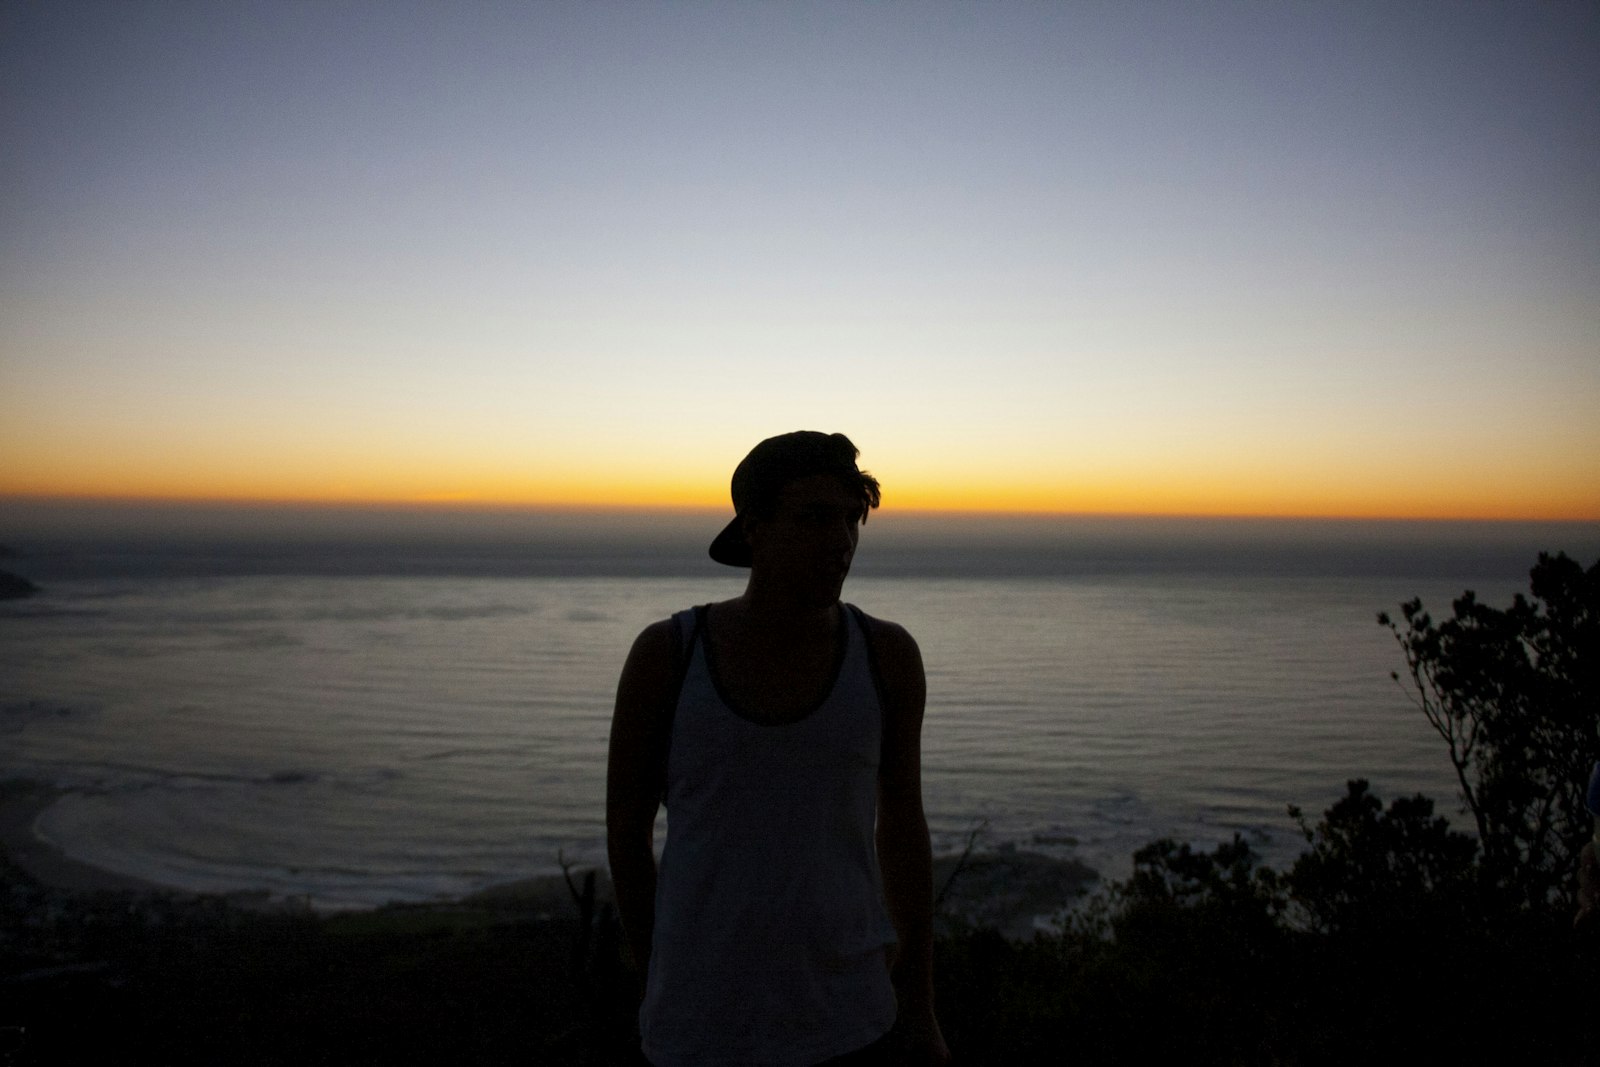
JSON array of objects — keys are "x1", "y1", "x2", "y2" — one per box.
[
  {"x1": 1284, "y1": 779, "x2": 1478, "y2": 937},
  {"x1": 1380, "y1": 550, "x2": 1598, "y2": 914}
]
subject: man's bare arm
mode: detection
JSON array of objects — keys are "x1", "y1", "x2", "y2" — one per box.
[
  {"x1": 606, "y1": 620, "x2": 676, "y2": 986},
  {"x1": 872, "y1": 617, "x2": 951, "y2": 1064}
]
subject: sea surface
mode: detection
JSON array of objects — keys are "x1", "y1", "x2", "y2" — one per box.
[{"x1": 2, "y1": 507, "x2": 1595, "y2": 910}]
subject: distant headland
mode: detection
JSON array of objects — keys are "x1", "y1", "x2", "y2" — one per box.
[{"x1": 0, "y1": 545, "x2": 40, "y2": 599}]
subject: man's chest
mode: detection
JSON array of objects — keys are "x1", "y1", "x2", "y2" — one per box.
[{"x1": 706, "y1": 630, "x2": 841, "y2": 725}]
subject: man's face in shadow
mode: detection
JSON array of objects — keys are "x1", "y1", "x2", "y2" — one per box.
[{"x1": 745, "y1": 474, "x2": 865, "y2": 607}]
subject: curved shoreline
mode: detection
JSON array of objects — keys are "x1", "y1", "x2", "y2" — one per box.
[
  {"x1": 0, "y1": 782, "x2": 176, "y2": 895},
  {"x1": 0, "y1": 780, "x2": 620, "y2": 919},
  {"x1": 1, "y1": 779, "x2": 1098, "y2": 933},
  {"x1": 0, "y1": 782, "x2": 593, "y2": 917}
]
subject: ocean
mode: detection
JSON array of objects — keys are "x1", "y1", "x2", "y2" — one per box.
[{"x1": 2, "y1": 504, "x2": 1595, "y2": 910}]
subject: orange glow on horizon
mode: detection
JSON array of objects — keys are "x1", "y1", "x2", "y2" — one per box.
[
  {"x1": 4, "y1": 473, "x2": 1597, "y2": 522},
  {"x1": 3, "y1": 420, "x2": 1597, "y2": 522}
]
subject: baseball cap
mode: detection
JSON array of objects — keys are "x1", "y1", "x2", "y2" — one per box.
[{"x1": 707, "y1": 431, "x2": 875, "y2": 567}]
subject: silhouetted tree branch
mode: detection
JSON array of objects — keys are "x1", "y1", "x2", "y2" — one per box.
[{"x1": 1378, "y1": 552, "x2": 1598, "y2": 913}]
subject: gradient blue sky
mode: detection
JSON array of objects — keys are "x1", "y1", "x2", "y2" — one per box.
[{"x1": 2, "y1": 1, "x2": 1597, "y2": 517}]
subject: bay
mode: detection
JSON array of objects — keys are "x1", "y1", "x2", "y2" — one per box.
[{"x1": 1, "y1": 513, "x2": 1593, "y2": 909}]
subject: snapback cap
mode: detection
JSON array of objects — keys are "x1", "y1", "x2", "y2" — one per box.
[{"x1": 708, "y1": 431, "x2": 875, "y2": 567}]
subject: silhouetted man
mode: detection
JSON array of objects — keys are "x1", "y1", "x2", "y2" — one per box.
[{"x1": 608, "y1": 431, "x2": 949, "y2": 1066}]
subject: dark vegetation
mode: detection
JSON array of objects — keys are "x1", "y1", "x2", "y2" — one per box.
[
  {"x1": 1, "y1": 848, "x2": 639, "y2": 1066},
  {"x1": 3, "y1": 554, "x2": 1596, "y2": 1064}
]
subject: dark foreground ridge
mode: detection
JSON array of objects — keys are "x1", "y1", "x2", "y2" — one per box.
[
  {"x1": 2, "y1": 841, "x2": 613, "y2": 1066},
  {"x1": 5, "y1": 829, "x2": 1595, "y2": 1065}
]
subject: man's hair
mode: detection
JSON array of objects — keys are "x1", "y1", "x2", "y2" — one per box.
[
  {"x1": 738, "y1": 431, "x2": 881, "y2": 522},
  {"x1": 708, "y1": 430, "x2": 882, "y2": 567}
]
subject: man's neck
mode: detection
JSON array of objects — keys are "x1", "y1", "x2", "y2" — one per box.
[{"x1": 734, "y1": 577, "x2": 839, "y2": 638}]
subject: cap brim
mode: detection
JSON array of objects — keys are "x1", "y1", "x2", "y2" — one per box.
[{"x1": 708, "y1": 514, "x2": 751, "y2": 567}]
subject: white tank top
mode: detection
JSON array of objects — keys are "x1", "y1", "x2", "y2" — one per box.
[{"x1": 639, "y1": 603, "x2": 899, "y2": 1067}]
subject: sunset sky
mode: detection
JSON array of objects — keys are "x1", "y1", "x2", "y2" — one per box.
[{"x1": 2, "y1": 1, "x2": 1597, "y2": 519}]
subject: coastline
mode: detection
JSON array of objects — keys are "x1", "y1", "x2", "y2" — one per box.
[
  {"x1": 0, "y1": 778, "x2": 607, "y2": 917},
  {"x1": 0, "y1": 781, "x2": 175, "y2": 895},
  {"x1": 0, "y1": 778, "x2": 1097, "y2": 933}
]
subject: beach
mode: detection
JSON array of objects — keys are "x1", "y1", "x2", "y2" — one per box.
[
  {"x1": 1, "y1": 777, "x2": 1093, "y2": 940},
  {"x1": 0, "y1": 781, "x2": 171, "y2": 896},
  {"x1": 0, "y1": 777, "x2": 612, "y2": 928}
]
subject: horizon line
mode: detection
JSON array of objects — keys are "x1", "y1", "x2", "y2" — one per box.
[{"x1": 3, "y1": 491, "x2": 1597, "y2": 525}]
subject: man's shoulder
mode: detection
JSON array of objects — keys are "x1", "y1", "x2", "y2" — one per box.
[
  {"x1": 629, "y1": 600, "x2": 731, "y2": 659},
  {"x1": 619, "y1": 621, "x2": 671, "y2": 685},
  {"x1": 848, "y1": 604, "x2": 916, "y2": 641},
  {"x1": 635, "y1": 600, "x2": 718, "y2": 640},
  {"x1": 632, "y1": 616, "x2": 678, "y2": 650},
  {"x1": 847, "y1": 605, "x2": 921, "y2": 663}
]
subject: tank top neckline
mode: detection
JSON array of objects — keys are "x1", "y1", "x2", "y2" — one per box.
[{"x1": 695, "y1": 601, "x2": 854, "y2": 728}]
